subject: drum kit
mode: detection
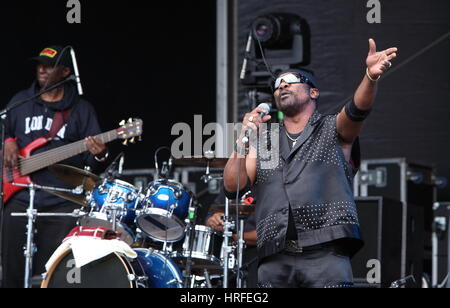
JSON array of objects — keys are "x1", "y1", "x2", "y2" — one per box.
[{"x1": 11, "y1": 152, "x2": 254, "y2": 288}]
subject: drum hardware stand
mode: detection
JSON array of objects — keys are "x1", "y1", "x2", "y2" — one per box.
[
  {"x1": 236, "y1": 217, "x2": 246, "y2": 288},
  {"x1": 183, "y1": 213, "x2": 197, "y2": 288},
  {"x1": 11, "y1": 182, "x2": 86, "y2": 288},
  {"x1": 223, "y1": 138, "x2": 250, "y2": 288},
  {"x1": 222, "y1": 198, "x2": 235, "y2": 288},
  {"x1": 203, "y1": 269, "x2": 213, "y2": 288},
  {"x1": 162, "y1": 241, "x2": 173, "y2": 255},
  {"x1": 103, "y1": 200, "x2": 124, "y2": 233},
  {"x1": 389, "y1": 275, "x2": 416, "y2": 288}
]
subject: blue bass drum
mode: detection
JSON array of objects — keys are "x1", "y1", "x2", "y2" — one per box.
[
  {"x1": 136, "y1": 179, "x2": 193, "y2": 243},
  {"x1": 135, "y1": 248, "x2": 183, "y2": 288}
]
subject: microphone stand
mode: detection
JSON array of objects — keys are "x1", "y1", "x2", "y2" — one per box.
[{"x1": 0, "y1": 75, "x2": 76, "y2": 287}]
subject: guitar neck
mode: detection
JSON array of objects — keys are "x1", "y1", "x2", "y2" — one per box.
[{"x1": 20, "y1": 130, "x2": 118, "y2": 175}]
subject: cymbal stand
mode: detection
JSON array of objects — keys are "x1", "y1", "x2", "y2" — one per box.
[
  {"x1": 203, "y1": 269, "x2": 213, "y2": 288},
  {"x1": 11, "y1": 182, "x2": 86, "y2": 288}
]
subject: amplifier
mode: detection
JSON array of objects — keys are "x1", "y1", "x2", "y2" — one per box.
[
  {"x1": 352, "y1": 197, "x2": 424, "y2": 288},
  {"x1": 354, "y1": 158, "x2": 436, "y2": 278}
]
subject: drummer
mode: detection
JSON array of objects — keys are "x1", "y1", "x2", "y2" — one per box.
[{"x1": 205, "y1": 188, "x2": 258, "y2": 288}]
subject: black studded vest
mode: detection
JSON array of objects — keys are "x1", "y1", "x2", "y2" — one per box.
[{"x1": 255, "y1": 110, "x2": 363, "y2": 260}]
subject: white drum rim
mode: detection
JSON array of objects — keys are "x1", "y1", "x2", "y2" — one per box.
[
  {"x1": 41, "y1": 249, "x2": 135, "y2": 288},
  {"x1": 98, "y1": 179, "x2": 139, "y2": 192},
  {"x1": 192, "y1": 225, "x2": 214, "y2": 233},
  {"x1": 148, "y1": 179, "x2": 193, "y2": 196}
]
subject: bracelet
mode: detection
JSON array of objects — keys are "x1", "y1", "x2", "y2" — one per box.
[
  {"x1": 366, "y1": 68, "x2": 380, "y2": 82},
  {"x1": 94, "y1": 150, "x2": 109, "y2": 162}
]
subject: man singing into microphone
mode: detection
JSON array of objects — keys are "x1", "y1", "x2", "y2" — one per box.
[
  {"x1": 1, "y1": 45, "x2": 109, "y2": 288},
  {"x1": 223, "y1": 39, "x2": 397, "y2": 288}
]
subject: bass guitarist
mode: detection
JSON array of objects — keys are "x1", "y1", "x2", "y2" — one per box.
[{"x1": 1, "y1": 45, "x2": 108, "y2": 288}]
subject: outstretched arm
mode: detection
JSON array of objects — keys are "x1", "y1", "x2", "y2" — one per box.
[{"x1": 337, "y1": 39, "x2": 398, "y2": 143}]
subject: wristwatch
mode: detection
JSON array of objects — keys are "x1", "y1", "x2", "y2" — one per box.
[{"x1": 94, "y1": 150, "x2": 109, "y2": 162}]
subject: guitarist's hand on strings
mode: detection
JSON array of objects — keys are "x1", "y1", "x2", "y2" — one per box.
[
  {"x1": 85, "y1": 137, "x2": 107, "y2": 159},
  {"x1": 4, "y1": 140, "x2": 20, "y2": 170}
]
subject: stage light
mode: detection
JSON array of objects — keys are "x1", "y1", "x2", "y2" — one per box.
[
  {"x1": 241, "y1": 13, "x2": 311, "y2": 88},
  {"x1": 251, "y1": 13, "x2": 304, "y2": 48}
]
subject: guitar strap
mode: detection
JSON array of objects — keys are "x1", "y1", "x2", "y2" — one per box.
[{"x1": 48, "y1": 109, "x2": 72, "y2": 139}]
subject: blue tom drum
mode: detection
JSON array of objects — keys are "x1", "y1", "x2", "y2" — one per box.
[{"x1": 136, "y1": 179, "x2": 193, "y2": 243}]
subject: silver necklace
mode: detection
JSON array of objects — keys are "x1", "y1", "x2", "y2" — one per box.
[{"x1": 285, "y1": 130, "x2": 301, "y2": 147}]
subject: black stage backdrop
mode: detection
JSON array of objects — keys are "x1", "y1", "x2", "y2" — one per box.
[
  {"x1": 0, "y1": 0, "x2": 216, "y2": 171},
  {"x1": 238, "y1": 0, "x2": 450, "y2": 201},
  {"x1": 0, "y1": 1, "x2": 449, "y2": 201}
]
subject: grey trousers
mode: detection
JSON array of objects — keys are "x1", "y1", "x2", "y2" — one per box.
[{"x1": 258, "y1": 244, "x2": 354, "y2": 288}]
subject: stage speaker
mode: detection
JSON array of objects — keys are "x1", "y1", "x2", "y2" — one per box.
[{"x1": 352, "y1": 197, "x2": 424, "y2": 288}]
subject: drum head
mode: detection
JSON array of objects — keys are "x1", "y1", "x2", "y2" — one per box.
[
  {"x1": 42, "y1": 250, "x2": 138, "y2": 288},
  {"x1": 135, "y1": 210, "x2": 185, "y2": 243}
]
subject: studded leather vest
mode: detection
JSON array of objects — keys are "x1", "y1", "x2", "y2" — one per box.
[{"x1": 255, "y1": 110, "x2": 363, "y2": 260}]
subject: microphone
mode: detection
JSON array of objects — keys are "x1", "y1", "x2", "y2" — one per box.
[
  {"x1": 241, "y1": 103, "x2": 271, "y2": 144},
  {"x1": 168, "y1": 155, "x2": 173, "y2": 175},
  {"x1": 105, "y1": 152, "x2": 124, "y2": 180},
  {"x1": 70, "y1": 47, "x2": 83, "y2": 96},
  {"x1": 118, "y1": 154, "x2": 125, "y2": 176},
  {"x1": 240, "y1": 32, "x2": 253, "y2": 80}
]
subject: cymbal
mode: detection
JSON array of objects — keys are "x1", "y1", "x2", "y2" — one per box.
[
  {"x1": 210, "y1": 203, "x2": 256, "y2": 216},
  {"x1": 46, "y1": 191, "x2": 89, "y2": 207},
  {"x1": 47, "y1": 164, "x2": 101, "y2": 206},
  {"x1": 173, "y1": 157, "x2": 228, "y2": 169},
  {"x1": 48, "y1": 164, "x2": 100, "y2": 191}
]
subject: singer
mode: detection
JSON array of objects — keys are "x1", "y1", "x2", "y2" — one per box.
[
  {"x1": 1, "y1": 45, "x2": 109, "y2": 288},
  {"x1": 223, "y1": 39, "x2": 398, "y2": 288}
]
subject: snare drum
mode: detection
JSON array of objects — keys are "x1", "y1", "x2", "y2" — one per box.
[
  {"x1": 171, "y1": 225, "x2": 223, "y2": 275},
  {"x1": 136, "y1": 179, "x2": 193, "y2": 243},
  {"x1": 41, "y1": 248, "x2": 183, "y2": 288},
  {"x1": 79, "y1": 180, "x2": 143, "y2": 245}
]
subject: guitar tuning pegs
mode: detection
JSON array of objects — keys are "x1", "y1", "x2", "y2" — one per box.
[
  {"x1": 122, "y1": 139, "x2": 128, "y2": 146},
  {"x1": 130, "y1": 137, "x2": 135, "y2": 144},
  {"x1": 128, "y1": 118, "x2": 133, "y2": 124},
  {"x1": 119, "y1": 120, "x2": 126, "y2": 126},
  {"x1": 138, "y1": 136, "x2": 142, "y2": 142}
]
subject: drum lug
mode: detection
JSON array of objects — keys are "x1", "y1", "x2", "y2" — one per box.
[
  {"x1": 126, "y1": 193, "x2": 135, "y2": 202},
  {"x1": 167, "y1": 278, "x2": 182, "y2": 286}
]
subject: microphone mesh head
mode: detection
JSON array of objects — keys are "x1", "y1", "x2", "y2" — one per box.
[{"x1": 258, "y1": 103, "x2": 271, "y2": 114}]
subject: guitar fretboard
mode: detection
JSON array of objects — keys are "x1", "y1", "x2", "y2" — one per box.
[{"x1": 20, "y1": 130, "x2": 118, "y2": 176}]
